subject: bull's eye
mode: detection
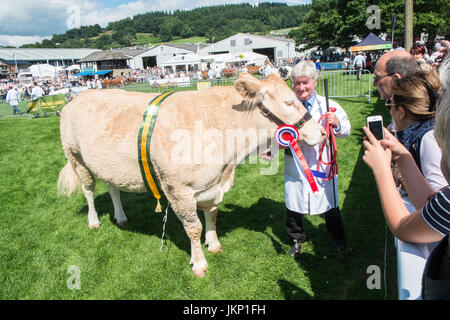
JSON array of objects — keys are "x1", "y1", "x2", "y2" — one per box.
[{"x1": 284, "y1": 100, "x2": 295, "y2": 106}]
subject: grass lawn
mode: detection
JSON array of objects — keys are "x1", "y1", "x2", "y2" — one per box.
[{"x1": 0, "y1": 86, "x2": 397, "y2": 300}]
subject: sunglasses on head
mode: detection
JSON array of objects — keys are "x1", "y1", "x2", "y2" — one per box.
[{"x1": 385, "y1": 98, "x2": 396, "y2": 110}]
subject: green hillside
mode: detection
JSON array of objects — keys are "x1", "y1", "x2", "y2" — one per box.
[{"x1": 20, "y1": 2, "x2": 310, "y2": 49}]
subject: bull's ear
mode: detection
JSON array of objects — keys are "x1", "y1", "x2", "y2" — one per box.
[{"x1": 234, "y1": 73, "x2": 262, "y2": 98}]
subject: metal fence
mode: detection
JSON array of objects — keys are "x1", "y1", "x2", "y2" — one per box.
[
  {"x1": 0, "y1": 98, "x2": 32, "y2": 118},
  {"x1": 119, "y1": 78, "x2": 239, "y2": 94},
  {"x1": 316, "y1": 69, "x2": 373, "y2": 102},
  {"x1": 0, "y1": 70, "x2": 372, "y2": 118},
  {"x1": 120, "y1": 70, "x2": 373, "y2": 102}
]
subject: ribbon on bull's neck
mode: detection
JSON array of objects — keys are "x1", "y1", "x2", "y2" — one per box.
[{"x1": 275, "y1": 125, "x2": 319, "y2": 193}]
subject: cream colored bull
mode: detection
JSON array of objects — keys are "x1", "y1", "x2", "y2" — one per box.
[{"x1": 57, "y1": 73, "x2": 324, "y2": 277}]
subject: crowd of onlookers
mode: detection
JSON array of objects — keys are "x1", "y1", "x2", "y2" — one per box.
[{"x1": 1, "y1": 40, "x2": 447, "y2": 104}]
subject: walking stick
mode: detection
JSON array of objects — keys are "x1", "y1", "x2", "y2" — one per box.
[{"x1": 323, "y1": 78, "x2": 337, "y2": 209}]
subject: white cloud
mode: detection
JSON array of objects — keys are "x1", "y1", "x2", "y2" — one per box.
[
  {"x1": 0, "y1": 0, "x2": 311, "y2": 47},
  {"x1": 0, "y1": 35, "x2": 51, "y2": 47}
]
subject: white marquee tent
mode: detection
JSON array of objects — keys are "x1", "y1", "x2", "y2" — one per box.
[
  {"x1": 161, "y1": 53, "x2": 203, "y2": 73},
  {"x1": 204, "y1": 51, "x2": 268, "y2": 70},
  {"x1": 29, "y1": 63, "x2": 64, "y2": 79}
]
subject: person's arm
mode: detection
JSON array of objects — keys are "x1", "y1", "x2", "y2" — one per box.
[
  {"x1": 382, "y1": 129, "x2": 435, "y2": 208},
  {"x1": 363, "y1": 127, "x2": 443, "y2": 243},
  {"x1": 420, "y1": 131, "x2": 448, "y2": 192}
]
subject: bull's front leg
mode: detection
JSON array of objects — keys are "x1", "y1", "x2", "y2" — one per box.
[
  {"x1": 204, "y1": 208, "x2": 223, "y2": 254},
  {"x1": 174, "y1": 208, "x2": 208, "y2": 278}
]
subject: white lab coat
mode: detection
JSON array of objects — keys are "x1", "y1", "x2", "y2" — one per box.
[
  {"x1": 284, "y1": 94, "x2": 351, "y2": 214},
  {"x1": 6, "y1": 89, "x2": 20, "y2": 106}
]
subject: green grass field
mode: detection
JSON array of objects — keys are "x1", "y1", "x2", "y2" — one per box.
[{"x1": 0, "y1": 82, "x2": 397, "y2": 300}]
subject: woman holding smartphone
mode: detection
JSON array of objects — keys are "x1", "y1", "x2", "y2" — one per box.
[
  {"x1": 363, "y1": 86, "x2": 450, "y2": 299},
  {"x1": 387, "y1": 70, "x2": 446, "y2": 194}
]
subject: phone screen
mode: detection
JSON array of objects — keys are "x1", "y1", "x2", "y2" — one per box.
[{"x1": 369, "y1": 120, "x2": 384, "y2": 140}]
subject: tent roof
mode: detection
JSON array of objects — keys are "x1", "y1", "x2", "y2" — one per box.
[
  {"x1": 203, "y1": 51, "x2": 268, "y2": 64},
  {"x1": 91, "y1": 70, "x2": 113, "y2": 75},
  {"x1": 161, "y1": 53, "x2": 202, "y2": 66},
  {"x1": 78, "y1": 49, "x2": 147, "y2": 62},
  {"x1": 350, "y1": 33, "x2": 392, "y2": 52}
]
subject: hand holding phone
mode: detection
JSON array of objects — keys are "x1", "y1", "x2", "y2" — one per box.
[{"x1": 366, "y1": 116, "x2": 384, "y2": 140}]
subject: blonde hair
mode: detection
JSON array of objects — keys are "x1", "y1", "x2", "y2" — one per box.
[
  {"x1": 391, "y1": 70, "x2": 442, "y2": 120},
  {"x1": 435, "y1": 88, "x2": 450, "y2": 169}
]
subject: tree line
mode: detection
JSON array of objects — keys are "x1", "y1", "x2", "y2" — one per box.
[
  {"x1": 288, "y1": 0, "x2": 449, "y2": 51},
  {"x1": 21, "y1": 3, "x2": 311, "y2": 49}
]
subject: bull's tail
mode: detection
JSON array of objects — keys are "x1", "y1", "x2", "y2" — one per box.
[{"x1": 57, "y1": 161, "x2": 81, "y2": 196}]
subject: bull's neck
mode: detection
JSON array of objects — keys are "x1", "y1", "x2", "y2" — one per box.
[{"x1": 224, "y1": 96, "x2": 275, "y2": 166}]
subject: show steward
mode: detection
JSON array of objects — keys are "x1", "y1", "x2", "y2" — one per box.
[
  {"x1": 284, "y1": 61, "x2": 351, "y2": 256},
  {"x1": 286, "y1": 62, "x2": 350, "y2": 213},
  {"x1": 57, "y1": 72, "x2": 325, "y2": 278}
]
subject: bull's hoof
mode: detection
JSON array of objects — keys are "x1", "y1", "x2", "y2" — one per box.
[
  {"x1": 192, "y1": 267, "x2": 208, "y2": 278},
  {"x1": 205, "y1": 240, "x2": 223, "y2": 254},
  {"x1": 191, "y1": 261, "x2": 208, "y2": 278},
  {"x1": 88, "y1": 223, "x2": 101, "y2": 229},
  {"x1": 207, "y1": 245, "x2": 224, "y2": 254},
  {"x1": 115, "y1": 218, "x2": 128, "y2": 226}
]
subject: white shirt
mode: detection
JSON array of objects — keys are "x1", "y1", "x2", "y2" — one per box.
[
  {"x1": 284, "y1": 94, "x2": 351, "y2": 214},
  {"x1": 6, "y1": 89, "x2": 20, "y2": 106},
  {"x1": 420, "y1": 130, "x2": 448, "y2": 191},
  {"x1": 31, "y1": 86, "x2": 45, "y2": 100},
  {"x1": 263, "y1": 65, "x2": 272, "y2": 77},
  {"x1": 353, "y1": 55, "x2": 365, "y2": 68}
]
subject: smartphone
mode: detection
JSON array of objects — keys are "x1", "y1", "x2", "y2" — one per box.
[{"x1": 367, "y1": 115, "x2": 384, "y2": 140}]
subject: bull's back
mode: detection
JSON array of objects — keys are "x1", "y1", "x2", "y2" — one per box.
[{"x1": 60, "y1": 89, "x2": 157, "y2": 192}]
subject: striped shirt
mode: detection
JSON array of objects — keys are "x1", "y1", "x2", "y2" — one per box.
[{"x1": 422, "y1": 186, "x2": 450, "y2": 236}]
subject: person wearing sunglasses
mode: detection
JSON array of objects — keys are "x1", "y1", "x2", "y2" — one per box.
[
  {"x1": 373, "y1": 50, "x2": 418, "y2": 100},
  {"x1": 368, "y1": 70, "x2": 448, "y2": 299},
  {"x1": 388, "y1": 70, "x2": 446, "y2": 194}
]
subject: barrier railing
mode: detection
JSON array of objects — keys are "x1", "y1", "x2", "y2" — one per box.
[
  {"x1": 316, "y1": 69, "x2": 373, "y2": 103},
  {"x1": 0, "y1": 98, "x2": 31, "y2": 117},
  {"x1": 120, "y1": 71, "x2": 373, "y2": 102}
]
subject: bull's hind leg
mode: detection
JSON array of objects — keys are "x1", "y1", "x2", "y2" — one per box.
[
  {"x1": 172, "y1": 202, "x2": 208, "y2": 278},
  {"x1": 203, "y1": 208, "x2": 223, "y2": 254},
  {"x1": 108, "y1": 185, "x2": 128, "y2": 225},
  {"x1": 73, "y1": 164, "x2": 100, "y2": 229}
]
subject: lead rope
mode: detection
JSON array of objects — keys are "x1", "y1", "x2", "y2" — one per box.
[
  {"x1": 317, "y1": 110, "x2": 338, "y2": 180},
  {"x1": 159, "y1": 202, "x2": 170, "y2": 252}
]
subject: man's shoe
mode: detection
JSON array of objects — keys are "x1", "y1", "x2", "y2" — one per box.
[
  {"x1": 289, "y1": 239, "x2": 302, "y2": 258},
  {"x1": 331, "y1": 239, "x2": 347, "y2": 253}
]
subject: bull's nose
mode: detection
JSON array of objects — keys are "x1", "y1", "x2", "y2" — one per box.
[{"x1": 321, "y1": 128, "x2": 327, "y2": 138}]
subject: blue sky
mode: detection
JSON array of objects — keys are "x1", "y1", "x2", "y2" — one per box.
[{"x1": 0, "y1": 0, "x2": 311, "y2": 47}]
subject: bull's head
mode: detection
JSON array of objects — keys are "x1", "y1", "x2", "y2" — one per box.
[{"x1": 235, "y1": 72, "x2": 325, "y2": 146}]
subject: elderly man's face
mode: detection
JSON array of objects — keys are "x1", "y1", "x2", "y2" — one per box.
[
  {"x1": 293, "y1": 76, "x2": 317, "y2": 101},
  {"x1": 373, "y1": 58, "x2": 395, "y2": 100}
]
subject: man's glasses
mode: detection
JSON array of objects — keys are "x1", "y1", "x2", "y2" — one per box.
[{"x1": 374, "y1": 73, "x2": 393, "y2": 83}]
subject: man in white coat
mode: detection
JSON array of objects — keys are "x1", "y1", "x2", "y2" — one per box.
[
  {"x1": 31, "y1": 82, "x2": 45, "y2": 100},
  {"x1": 285, "y1": 60, "x2": 351, "y2": 257},
  {"x1": 6, "y1": 85, "x2": 21, "y2": 115}
]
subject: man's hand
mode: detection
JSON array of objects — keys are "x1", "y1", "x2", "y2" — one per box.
[{"x1": 326, "y1": 112, "x2": 340, "y2": 128}]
